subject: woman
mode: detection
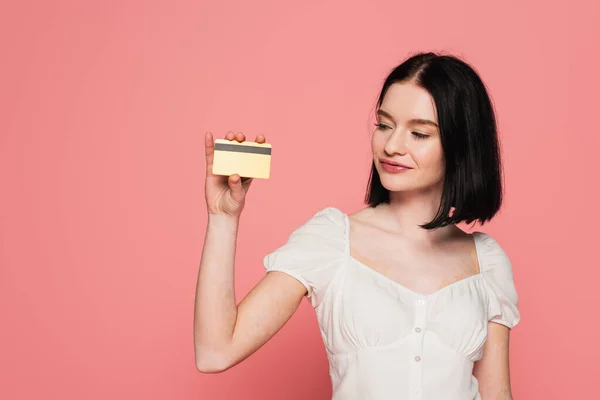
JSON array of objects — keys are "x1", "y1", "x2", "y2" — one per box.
[{"x1": 194, "y1": 52, "x2": 520, "y2": 400}]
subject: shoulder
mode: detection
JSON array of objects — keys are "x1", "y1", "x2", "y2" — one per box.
[
  {"x1": 473, "y1": 231, "x2": 521, "y2": 328},
  {"x1": 263, "y1": 206, "x2": 347, "y2": 307},
  {"x1": 288, "y1": 206, "x2": 347, "y2": 242},
  {"x1": 473, "y1": 231, "x2": 512, "y2": 274},
  {"x1": 309, "y1": 206, "x2": 347, "y2": 226},
  {"x1": 268, "y1": 206, "x2": 348, "y2": 254}
]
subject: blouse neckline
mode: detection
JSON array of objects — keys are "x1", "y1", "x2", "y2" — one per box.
[{"x1": 340, "y1": 210, "x2": 485, "y2": 298}]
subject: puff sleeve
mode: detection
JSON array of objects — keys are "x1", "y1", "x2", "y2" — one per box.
[
  {"x1": 263, "y1": 207, "x2": 346, "y2": 308},
  {"x1": 477, "y1": 232, "x2": 521, "y2": 329}
]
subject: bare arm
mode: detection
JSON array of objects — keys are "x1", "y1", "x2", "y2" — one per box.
[
  {"x1": 473, "y1": 322, "x2": 513, "y2": 400},
  {"x1": 194, "y1": 214, "x2": 307, "y2": 372},
  {"x1": 194, "y1": 131, "x2": 307, "y2": 373}
]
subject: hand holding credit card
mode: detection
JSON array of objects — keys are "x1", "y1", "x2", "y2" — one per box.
[
  {"x1": 212, "y1": 137, "x2": 272, "y2": 179},
  {"x1": 204, "y1": 131, "x2": 269, "y2": 217}
]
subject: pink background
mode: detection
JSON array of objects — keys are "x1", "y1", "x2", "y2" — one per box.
[{"x1": 1, "y1": 1, "x2": 598, "y2": 399}]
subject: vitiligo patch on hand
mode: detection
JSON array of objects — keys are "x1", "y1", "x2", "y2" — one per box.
[{"x1": 212, "y1": 139, "x2": 272, "y2": 179}]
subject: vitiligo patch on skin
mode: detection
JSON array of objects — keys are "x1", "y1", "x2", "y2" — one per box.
[{"x1": 212, "y1": 139, "x2": 272, "y2": 179}]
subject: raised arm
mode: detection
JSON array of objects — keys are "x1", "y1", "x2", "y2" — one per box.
[{"x1": 193, "y1": 131, "x2": 307, "y2": 373}]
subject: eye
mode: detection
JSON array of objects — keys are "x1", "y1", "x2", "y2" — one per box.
[
  {"x1": 374, "y1": 123, "x2": 390, "y2": 130},
  {"x1": 412, "y1": 132, "x2": 429, "y2": 139}
]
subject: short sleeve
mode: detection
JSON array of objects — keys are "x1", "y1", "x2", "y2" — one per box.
[
  {"x1": 476, "y1": 232, "x2": 521, "y2": 329},
  {"x1": 263, "y1": 207, "x2": 345, "y2": 308}
]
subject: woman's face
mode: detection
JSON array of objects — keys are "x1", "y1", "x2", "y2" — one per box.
[{"x1": 372, "y1": 82, "x2": 445, "y2": 194}]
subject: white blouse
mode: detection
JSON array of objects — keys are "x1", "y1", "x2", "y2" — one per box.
[{"x1": 264, "y1": 207, "x2": 520, "y2": 400}]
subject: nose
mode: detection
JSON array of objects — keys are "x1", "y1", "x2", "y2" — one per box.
[{"x1": 383, "y1": 130, "x2": 408, "y2": 156}]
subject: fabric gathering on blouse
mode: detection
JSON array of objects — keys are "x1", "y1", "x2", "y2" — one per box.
[{"x1": 263, "y1": 207, "x2": 520, "y2": 400}]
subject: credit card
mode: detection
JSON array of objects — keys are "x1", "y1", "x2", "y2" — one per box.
[{"x1": 212, "y1": 139, "x2": 272, "y2": 179}]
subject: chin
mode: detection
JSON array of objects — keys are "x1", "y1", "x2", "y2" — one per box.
[
  {"x1": 379, "y1": 173, "x2": 441, "y2": 194},
  {"x1": 381, "y1": 182, "x2": 419, "y2": 193},
  {"x1": 378, "y1": 176, "x2": 417, "y2": 192}
]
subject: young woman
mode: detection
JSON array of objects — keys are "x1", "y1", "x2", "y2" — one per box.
[{"x1": 194, "y1": 52, "x2": 520, "y2": 400}]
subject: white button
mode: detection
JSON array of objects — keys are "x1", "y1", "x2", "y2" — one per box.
[
  {"x1": 415, "y1": 355, "x2": 421, "y2": 361},
  {"x1": 417, "y1": 299, "x2": 425, "y2": 305},
  {"x1": 415, "y1": 327, "x2": 421, "y2": 333}
]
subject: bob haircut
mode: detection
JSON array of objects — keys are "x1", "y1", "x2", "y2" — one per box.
[{"x1": 365, "y1": 52, "x2": 503, "y2": 230}]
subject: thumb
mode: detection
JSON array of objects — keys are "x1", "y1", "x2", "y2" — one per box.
[{"x1": 228, "y1": 174, "x2": 245, "y2": 203}]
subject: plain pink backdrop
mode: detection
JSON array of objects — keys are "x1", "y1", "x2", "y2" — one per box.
[{"x1": 1, "y1": 1, "x2": 599, "y2": 399}]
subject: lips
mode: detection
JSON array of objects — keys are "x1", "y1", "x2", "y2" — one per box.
[{"x1": 379, "y1": 158, "x2": 412, "y2": 169}]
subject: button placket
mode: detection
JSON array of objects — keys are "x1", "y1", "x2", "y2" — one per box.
[{"x1": 409, "y1": 297, "x2": 427, "y2": 399}]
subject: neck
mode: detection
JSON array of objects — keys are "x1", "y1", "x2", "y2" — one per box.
[{"x1": 377, "y1": 187, "x2": 456, "y2": 243}]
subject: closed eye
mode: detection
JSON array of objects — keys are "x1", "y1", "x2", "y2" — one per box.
[
  {"x1": 375, "y1": 123, "x2": 428, "y2": 138},
  {"x1": 412, "y1": 132, "x2": 429, "y2": 139},
  {"x1": 375, "y1": 123, "x2": 430, "y2": 140},
  {"x1": 374, "y1": 123, "x2": 390, "y2": 130}
]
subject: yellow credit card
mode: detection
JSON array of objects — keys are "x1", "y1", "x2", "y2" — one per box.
[{"x1": 212, "y1": 139, "x2": 272, "y2": 179}]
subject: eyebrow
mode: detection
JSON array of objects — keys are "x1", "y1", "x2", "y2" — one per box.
[{"x1": 377, "y1": 109, "x2": 439, "y2": 128}]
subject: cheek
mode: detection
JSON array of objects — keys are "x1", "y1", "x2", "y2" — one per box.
[
  {"x1": 413, "y1": 142, "x2": 445, "y2": 169},
  {"x1": 371, "y1": 134, "x2": 384, "y2": 154}
]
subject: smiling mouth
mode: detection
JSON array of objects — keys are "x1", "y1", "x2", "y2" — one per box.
[
  {"x1": 379, "y1": 159, "x2": 412, "y2": 169},
  {"x1": 379, "y1": 161, "x2": 412, "y2": 174}
]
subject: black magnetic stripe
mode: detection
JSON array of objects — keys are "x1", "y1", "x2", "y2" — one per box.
[{"x1": 214, "y1": 142, "x2": 272, "y2": 155}]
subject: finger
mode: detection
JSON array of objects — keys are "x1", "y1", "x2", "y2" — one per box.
[
  {"x1": 226, "y1": 131, "x2": 235, "y2": 141},
  {"x1": 205, "y1": 132, "x2": 215, "y2": 175},
  {"x1": 235, "y1": 131, "x2": 245, "y2": 142},
  {"x1": 255, "y1": 134, "x2": 266, "y2": 144},
  {"x1": 241, "y1": 177, "x2": 254, "y2": 192},
  {"x1": 228, "y1": 174, "x2": 245, "y2": 203}
]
